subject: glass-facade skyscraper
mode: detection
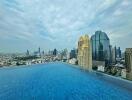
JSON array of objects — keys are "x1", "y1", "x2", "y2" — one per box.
[
  {"x1": 91, "y1": 31, "x2": 111, "y2": 65},
  {"x1": 53, "y1": 49, "x2": 57, "y2": 56},
  {"x1": 116, "y1": 47, "x2": 122, "y2": 58},
  {"x1": 70, "y1": 49, "x2": 77, "y2": 59}
]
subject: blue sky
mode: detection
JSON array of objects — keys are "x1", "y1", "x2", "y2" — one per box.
[{"x1": 0, "y1": 0, "x2": 132, "y2": 53}]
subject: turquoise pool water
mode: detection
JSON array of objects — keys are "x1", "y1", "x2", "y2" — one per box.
[{"x1": 0, "y1": 63, "x2": 132, "y2": 100}]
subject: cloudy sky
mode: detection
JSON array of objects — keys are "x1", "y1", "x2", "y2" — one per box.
[{"x1": 0, "y1": 0, "x2": 132, "y2": 53}]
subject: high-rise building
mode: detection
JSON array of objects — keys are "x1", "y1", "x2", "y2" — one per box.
[
  {"x1": 38, "y1": 47, "x2": 41, "y2": 54},
  {"x1": 109, "y1": 45, "x2": 112, "y2": 64},
  {"x1": 111, "y1": 46, "x2": 122, "y2": 63},
  {"x1": 42, "y1": 50, "x2": 44, "y2": 56},
  {"x1": 112, "y1": 46, "x2": 116, "y2": 64},
  {"x1": 70, "y1": 49, "x2": 77, "y2": 59},
  {"x1": 53, "y1": 49, "x2": 57, "y2": 56},
  {"x1": 61, "y1": 49, "x2": 68, "y2": 59},
  {"x1": 125, "y1": 48, "x2": 132, "y2": 80},
  {"x1": 116, "y1": 47, "x2": 122, "y2": 58},
  {"x1": 91, "y1": 31, "x2": 111, "y2": 66},
  {"x1": 48, "y1": 50, "x2": 53, "y2": 55},
  {"x1": 77, "y1": 35, "x2": 92, "y2": 70},
  {"x1": 26, "y1": 50, "x2": 30, "y2": 56}
]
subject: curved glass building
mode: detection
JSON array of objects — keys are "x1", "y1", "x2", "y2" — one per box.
[{"x1": 91, "y1": 31, "x2": 111, "y2": 65}]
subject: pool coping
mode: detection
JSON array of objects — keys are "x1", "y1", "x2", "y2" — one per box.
[{"x1": 67, "y1": 62, "x2": 132, "y2": 92}]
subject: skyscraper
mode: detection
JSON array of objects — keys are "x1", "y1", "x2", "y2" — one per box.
[
  {"x1": 125, "y1": 48, "x2": 132, "y2": 80},
  {"x1": 112, "y1": 46, "x2": 117, "y2": 64},
  {"x1": 61, "y1": 49, "x2": 68, "y2": 59},
  {"x1": 53, "y1": 49, "x2": 57, "y2": 56},
  {"x1": 70, "y1": 49, "x2": 77, "y2": 59},
  {"x1": 91, "y1": 31, "x2": 111, "y2": 66},
  {"x1": 116, "y1": 47, "x2": 122, "y2": 58},
  {"x1": 77, "y1": 35, "x2": 92, "y2": 70},
  {"x1": 42, "y1": 50, "x2": 44, "y2": 56},
  {"x1": 26, "y1": 49, "x2": 30, "y2": 56},
  {"x1": 38, "y1": 47, "x2": 41, "y2": 54}
]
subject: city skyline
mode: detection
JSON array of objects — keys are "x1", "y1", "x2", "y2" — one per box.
[{"x1": 0, "y1": 0, "x2": 132, "y2": 53}]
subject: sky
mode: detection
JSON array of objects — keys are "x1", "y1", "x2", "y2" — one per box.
[{"x1": 0, "y1": 0, "x2": 132, "y2": 53}]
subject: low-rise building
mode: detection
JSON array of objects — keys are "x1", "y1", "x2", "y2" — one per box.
[{"x1": 69, "y1": 58, "x2": 77, "y2": 65}]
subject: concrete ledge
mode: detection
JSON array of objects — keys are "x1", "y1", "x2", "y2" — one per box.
[
  {"x1": 94, "y1": 71, "x2": 132, "y2": 92},
  {"x1": 66, "y1": 63, "x2": 132, "y2": 92}
]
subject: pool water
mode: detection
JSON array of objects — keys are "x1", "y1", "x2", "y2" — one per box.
[{"x1": 0, "y1": 63, "x2": 132, "y2": 100}]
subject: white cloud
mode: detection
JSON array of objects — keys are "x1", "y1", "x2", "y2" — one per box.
[
  {"x1": 121, "y1": 0, "x2": 130, "y2": 6},
  {"x1": 113, "y1": 9, "x2": 122, "y2": 16},
  {"x1": 0, "y1": 0, "x2": 132, "y2": 52}
]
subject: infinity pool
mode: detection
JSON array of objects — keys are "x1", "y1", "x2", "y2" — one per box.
[{"x1": 0, "y1": 63, "x2": 132, "y2": 100}]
